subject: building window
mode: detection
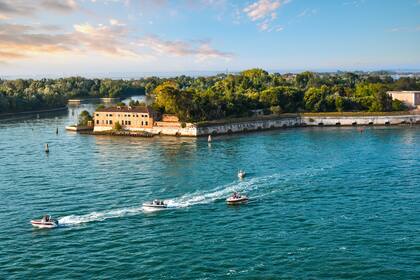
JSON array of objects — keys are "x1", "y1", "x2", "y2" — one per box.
[
  {"x1": 109, "y1": 114, "x2": 112, "y2": 117},
  {"x1": 96, "y1": 114, "x2": 99, "y2": 117},
  {"x1": 109, "y1": 120, "x2": 112, "y2": 125},
  {"x1": 128, "y1": 121, "x2": 131, "y2": 125},
  {"x1": 145, "y1": 121, "x2": 148, "y2": 126},
  {"x1": 96, "y1": 120, "x2": 99, "y2": 124},
  {"x1": 141, "y1": 121, "x2": 144, "y2": 126}
]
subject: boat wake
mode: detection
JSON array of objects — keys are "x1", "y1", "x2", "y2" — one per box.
[
  {"x1": 58, "y1": 206, "x2": 144, "y2": 226},
  {"x1": 58, "y1": 165, "x2": 333, "y2": 226}
]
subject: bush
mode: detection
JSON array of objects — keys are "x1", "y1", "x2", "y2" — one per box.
[
  {"x1": 270, "y1": 105, "x2": 283, "y2": 115},
  {"x1": 113, "y1": 121, "x2": 122, "y2": 130}
]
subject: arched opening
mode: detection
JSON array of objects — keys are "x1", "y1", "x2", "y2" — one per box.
[
  {"x1": 385, "y1": 121, "x2": 390, "y2": 126},
  {"x1": 368, "y1": 122, "x2": 373, "y2": 125},
  {"x1": 211, "y1": 130, "x2": 217, "y2": 136},
  {"x1": 352, "y1": 122, "x2": 357, "y2": 126},
  {"x1": 335, "y1": 122, "x2": 341, "y2": 126},
  {"x1": 318, "y1": 123, "x2": 324, "y2": 126},
  {"x1": 227, "y1": 129, "x2": 233, "y2": 134}
]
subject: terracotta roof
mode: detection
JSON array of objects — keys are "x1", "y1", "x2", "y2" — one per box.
[{"x1": 96, "y1": 106, "x2": 153, "y2": 114}]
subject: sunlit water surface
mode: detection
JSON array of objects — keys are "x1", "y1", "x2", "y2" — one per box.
[{"x1": 0, "y1": 105, "x2": 419, "y2": 279}]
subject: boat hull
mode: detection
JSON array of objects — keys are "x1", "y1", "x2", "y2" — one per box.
[
  {"x1": 142, "y1": 203, "x2": 168, "y2": 211},
  {"x1": 30, "y1": 220, "x2": 58, "y2": 229},
  {"x1": 226, "y1": 197, "x2": 248, "y2": 205}
]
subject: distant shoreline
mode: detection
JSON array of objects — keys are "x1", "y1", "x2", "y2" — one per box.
[{"x1": 0, "y1": 106, "x2": 68, "y2": 119}]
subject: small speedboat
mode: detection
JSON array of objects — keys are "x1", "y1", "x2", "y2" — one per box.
[
  {"x1": 31, "y1": 215, "x2": 59, "y2": 229},
  {"x1": 237, "y1": 170, "x2": 246, "y2": 179},
  {"x1": 142, "y1": 200, "x2": 168, "y2": 210},
  {"x1": 226, "y1": 193, "x2": 248, "y2": 205}
]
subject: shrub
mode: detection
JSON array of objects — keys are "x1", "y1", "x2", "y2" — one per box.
[{"x1": 113, "y1": 121, "x2": 122, "y2": 131}]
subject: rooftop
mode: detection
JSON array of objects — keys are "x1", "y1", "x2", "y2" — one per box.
[{"x1": 96, "y1": 105, "x2": 153, "y2": 114}]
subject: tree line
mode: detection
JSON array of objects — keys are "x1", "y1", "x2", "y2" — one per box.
[
  {"x1": 150, "y1": 69, "x2": 419, "y2": 122},
  {"x1": 0, "y1": 77, "x2": 146, "y2": 114},
  {"x1": 1, "y1": 70, "x2": 419, "y2": 118}
]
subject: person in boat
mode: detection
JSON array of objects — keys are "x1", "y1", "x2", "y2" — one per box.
[{"x1": 233, "y1": 192, "x2": 238, "y2": 199}]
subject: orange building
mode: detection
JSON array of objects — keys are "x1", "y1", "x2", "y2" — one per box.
[{"x1": 94, "y1": 105, "x2": 156, "y2": 132}]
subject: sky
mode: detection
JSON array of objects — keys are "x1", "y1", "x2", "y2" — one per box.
[{"x1": 0, "y1": 0, "x2": 419, "y2": 77}]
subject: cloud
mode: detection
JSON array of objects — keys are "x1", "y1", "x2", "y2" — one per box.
[
  {"x1": 297, "y1": 8, "x2": 318, "y2": 18},
  {"x1": 0, "y1": 22, "x2": 233, "y2": 64},
  {"x1": 0, "y1": 0, "x2": 79, "y2": 18},
  {"x1": 243, "y1": 0, "x2": 290, "y2": 31},
  {"x1": 109, "y1": 18, "x2": 125, "y2": 26},
  {"x1": 243, "y1": 0, "x2": 289, "y2": 21},
  {"x1": 0, "y1": 0, "x2": 36, "y2": 17},
  {"x1": 0, "y1": 22, "x2": 144, "y2": 63},
  {"x1": 40, "y1": 0, "x2": 78, "y2": 13},
  {"x1": 137, "y1": 35, "x2": 233, "y2": 61},
  {"x1": 387, "y1": 26, "x2": 420, "y2": 33}
]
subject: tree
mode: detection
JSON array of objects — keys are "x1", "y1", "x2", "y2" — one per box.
[
  {"x1": 78, "y1": 110, "x2": 92, "y2": 126},
  {"x1": 113, "y1": 121, "x2": 122, "y2": 130},
  {"x1": 304, "y1": 86, "x2": 329, "y2": 112}
]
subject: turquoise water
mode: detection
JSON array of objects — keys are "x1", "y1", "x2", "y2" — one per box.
[{"x1": 0, "y1": 107, "x2": 419, "y2": 279}]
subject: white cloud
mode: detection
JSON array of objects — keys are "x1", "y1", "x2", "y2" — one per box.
[
  {"x1": 109, "y1": 18, "x2": 125, "y2": 26},
  {"x1": 243, "y1": 0, "x2": 290, "y2": 31},
  {"x1": 243, "y1": 0, "x2": 289, "y2": 21},
  {"x1": 137, "y1": 35, "x2": 233, "y2": 61}
]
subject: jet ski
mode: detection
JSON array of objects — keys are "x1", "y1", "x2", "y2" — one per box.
[
  {"x1": 31, "y1": 215, "x2": 59, "y2": 229},
  {"x1": 226, "y1": 193, "x2": 248, "y2": 205},
  {"x1": 237, "y1": 170, "x2": 246, "y2": 179},
  {"x1": 142, "y1": 200, "x2": 168, "y2": 210}
]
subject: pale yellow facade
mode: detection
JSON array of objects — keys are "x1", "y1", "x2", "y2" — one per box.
[
  {"x1": 94, "y1": 106, "x2": 155, "y2": 131},
  {"x1": 388, "y1": 91, "x2": 420, "y2": 109}
]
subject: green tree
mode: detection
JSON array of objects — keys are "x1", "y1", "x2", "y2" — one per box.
[{"x1": 78, "y1": 110, "x2": 92, "y2": 126}]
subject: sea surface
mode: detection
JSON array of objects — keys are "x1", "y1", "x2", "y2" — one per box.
[{"x1": 0, "y1": 103, "x2": 419, "y2": 279}]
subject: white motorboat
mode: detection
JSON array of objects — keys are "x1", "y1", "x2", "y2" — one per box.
[
  {"x1": 226, "y1": 193, "x2": 248, "y2": 205},
  {"x1": 30, "y1": 215, "x2": 59, "y2": 229},
  {"x1": 142, "y1": 200, "x2": 168, "y2": 210},
  {"x1": 237, "y1": 170, "x2": 246, "y2": 179}
]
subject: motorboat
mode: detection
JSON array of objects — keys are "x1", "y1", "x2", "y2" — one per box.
[
  {"x1": 237, "y1": 170, "x2": 246, "y2": 179},
  {"x1": 226, "y1": 193, "x2": 248, "y2": 205},
  {"x1": 142, "y1": 200, "x2": 168, "y2": 210},
  {"x1": 30, "y1": 215, "x2": 59, "y2": 229}
]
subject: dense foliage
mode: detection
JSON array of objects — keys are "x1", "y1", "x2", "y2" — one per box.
[
  {"x1": 150, "y1": 69, "x2": 419, "y2": 122},
  {"x1": 1, "y1": 70, "x2": 418, "y2": 119},
  {"x1": 0, "y1": 77, "x2": 145, "y2": 114}
]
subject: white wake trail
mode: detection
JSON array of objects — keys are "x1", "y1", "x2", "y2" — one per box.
[{"x1": 58, "y1": 206, "x2": 144, "y2": 226}]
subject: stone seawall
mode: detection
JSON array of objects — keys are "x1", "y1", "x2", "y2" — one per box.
[
  {"x1": 92, "y1": 114, "x2": 420, "y2": 137},
  {"x1": 196, "y1": 114, "x2": 420, "y2": 136}
]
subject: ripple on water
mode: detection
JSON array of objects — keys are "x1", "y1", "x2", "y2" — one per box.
[{"x1": 0, "y1": 113, "x2": 419, "y2": 279}]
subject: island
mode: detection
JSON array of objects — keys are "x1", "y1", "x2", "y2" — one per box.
[{"x1": 64, "y1": 69, "x2": 420, "y2": 136}]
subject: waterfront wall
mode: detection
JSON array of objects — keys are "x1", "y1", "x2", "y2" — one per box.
[
  {"x1": 196, "y1": 114, "x2": 420, "y2": 136},
  {"x1": 92, "y1": 114, "x2": 420, "y2": 137}
]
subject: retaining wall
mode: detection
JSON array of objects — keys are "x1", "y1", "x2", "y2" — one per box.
[{"x1": 92, "y1": 114, "x2": 420, "y2": 137}]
